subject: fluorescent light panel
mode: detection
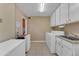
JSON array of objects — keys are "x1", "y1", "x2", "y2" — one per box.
[
  {"x1": 40, "y1": 3, "x2": 45, "y2": 12},
  {"x1": 59, "y1": 26, "x2": 64, "y2": 28}
]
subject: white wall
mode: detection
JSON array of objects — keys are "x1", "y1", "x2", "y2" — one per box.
[{"x1": 0, "y1": 4, "x2": 16, "y2": 42}]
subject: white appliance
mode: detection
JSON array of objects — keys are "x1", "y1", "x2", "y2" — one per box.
[
  {"x1": 45, "y1": 31, "x2": 64, "y2": 53},
  {"x1": 25, "y1": 34, "x2": 31, "y2": 52}
]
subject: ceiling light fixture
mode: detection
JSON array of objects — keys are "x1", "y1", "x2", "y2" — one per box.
[{"x1": 40, "y1": 3, "x2": 45, "y2": 12}]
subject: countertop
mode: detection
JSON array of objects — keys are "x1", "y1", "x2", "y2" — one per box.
[
  {"x1": 56, "y1": 36, "x2": 79, "y2": 44},
  {"x1": 0, "y1": 39, "x2": 24, "y2": 56}
]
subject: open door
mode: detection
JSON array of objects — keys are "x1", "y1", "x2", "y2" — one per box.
[{"x1": 22, "y1": 18, "x2": 25, "y2": 35}]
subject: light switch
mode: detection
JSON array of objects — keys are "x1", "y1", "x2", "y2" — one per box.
[{"x1": 0, "y1": 18, "x2": 2, "y2": 23}]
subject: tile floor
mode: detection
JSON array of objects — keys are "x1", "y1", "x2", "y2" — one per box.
[{"x1": 26, "y1": 42, "x2": 56, "y2": 56}]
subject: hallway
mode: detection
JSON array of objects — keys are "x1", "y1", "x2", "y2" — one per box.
[{"x1": 27, "y1": 42, "x2": 55, "y2": 56}]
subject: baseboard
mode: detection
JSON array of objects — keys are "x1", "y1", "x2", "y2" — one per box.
[{"x1": 32, "y1": 41, "x2": 46, "y2": 43}]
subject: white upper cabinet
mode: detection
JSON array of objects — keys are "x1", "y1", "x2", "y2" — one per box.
[
  {"x1": 60, "y1": 3, "x2": 69, "y2": 24},
  {"x1": 56, "y1": 7, "x2": 60, "y2": 26},
  {"x1": 50, "y1": 12, "x2": 56, "y2": 26},
  {"x1": 50, "y1": 3, "x2": 69, "y2": 27},
  {"x1": 50, "y1": 3, "x2": 79, "y2": 27},
  {"x1": 69, "y1": 3, "x2": 79, "y2": 23}
]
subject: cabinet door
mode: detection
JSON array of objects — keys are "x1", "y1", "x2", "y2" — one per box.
[
  {"x1": 46, "y1": 33, "x2": 50, "y2": 48},
  {"x1": 50, "y1": 34, "x2": 56, "y2": 53},
  {"x1": 50, "y1": 12, "x2": 56, "y2": 26},
  {"x1": 48, "y1": 34, "x2": 51, "y2": 50},
  {"x1": 69, "y1": 3, "x2": 79, "y2": 23},
  {"x1": 60, "y1": 3, "x2": 69, "y2": 24},
  {"x1": 62, "y1": 45, "x2": 72, "y2": 56},
  {"x1": 45, "y1": 33, "x2": 49, "y2": 46},
  {"x1": 62, "y1": 40, "x2": 73, "y2": 56},
  {"x1": 56, "y1": 41, "x2": 62, "y2": 56},
  {"x1": 46, "y1": 33, "x2": 52, "y2": 51},
  {"x1": 56, "y1": 7, "x2": 60, "y2": 25},
  {"x1": 56, "y1": 37, "x2": 62, "y2": 56}
]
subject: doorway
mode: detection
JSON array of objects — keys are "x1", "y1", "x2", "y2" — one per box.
[
  {"x1": 22, "y1": 18, "x2": 25, "y2": 35},
  {"x1": 27, "y1": 16, "x2": 51, "y2": 56},
  {"x1": 27, "y1": 16, "x2": 50, "y2": 42}
]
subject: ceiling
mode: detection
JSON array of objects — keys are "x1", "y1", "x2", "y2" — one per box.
[{"x1": 16, "y1": 3, "x2": 60, "y2": 16}]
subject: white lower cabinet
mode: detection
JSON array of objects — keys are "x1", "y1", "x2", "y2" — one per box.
[
  {"x1": 45, "y1": 31, "x2": 64, "y2": 54},
  {"x1": 62, "y1": 39, "x2": 73, "y2": 56},
  {"x1": 56, "y1": 37, "x2": 73, "y2": 56},
  {"x1": 56, "y1": 37, "x2": 62, "y2": 55},
  {"x1": 62, "y1": 45, "x2": 72, "y2": 56},
  {"x1": 50, "y1": 35, "x2": 56, "y2": 53},
  {"x1": 56, "y1": 41, "x2": 62, "y2": 55},
  {"x1": 45, "y1": 32, "x2": 51, "y2": 50},
  {"x1": 45, "y1": 32, "x2": 55, "y2": 53},
  {"x1": 56, "y1": 37, "x2": 79, "y2": 56}
]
